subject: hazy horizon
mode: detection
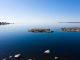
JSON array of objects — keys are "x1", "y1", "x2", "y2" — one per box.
[{"x1": 0, "y1": 0, "x2": 80, "y2": 24}]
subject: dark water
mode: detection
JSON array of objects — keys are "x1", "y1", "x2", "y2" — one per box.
[{"x1": 0, "y1": 23, "x2": 80, "y2": 60}]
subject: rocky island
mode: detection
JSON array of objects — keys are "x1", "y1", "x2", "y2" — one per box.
[
  {"x1": 0, "y1": 22, "x2": 10, "y2": 25},
  {"x1": 61, "y1": 28, "x2": 80, "y2": 32},
  {"x1": 28, "y1": 28, "x2": 54, "y2": 33}
]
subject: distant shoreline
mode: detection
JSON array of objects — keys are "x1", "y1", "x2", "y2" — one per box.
[
  {"x1": 0, "y1": 22, "x2": 13, "y2": 25},
  {"x1": 59, "y1": 22, "x2": 80, "y2": 23}
]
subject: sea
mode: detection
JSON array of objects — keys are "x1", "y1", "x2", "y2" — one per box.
[{"x1": 0, "y1": 23, "x2": 80, "y2": 60}]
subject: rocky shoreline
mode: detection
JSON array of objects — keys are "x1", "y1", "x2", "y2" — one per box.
[
  {"x1": 0, "y1": 22, "x2": 11, "y2": 25},
  {"x1": 28, "y1": 29, "x2": 54, "y2": 33},
  {"x1": 61, "y1": 28, "x2": 80, "y2": 32}
]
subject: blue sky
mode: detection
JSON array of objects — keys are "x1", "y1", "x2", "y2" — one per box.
[{"x1": 0, "y1": 0, "x2": 80, "y2": 24}]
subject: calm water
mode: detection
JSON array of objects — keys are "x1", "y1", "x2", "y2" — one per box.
[{"x1": 0, "y1": 23, "x2": 80, "y2": 60}]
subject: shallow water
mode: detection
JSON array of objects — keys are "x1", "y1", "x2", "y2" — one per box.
[{"x1": 0, "y1": 23, "x2": 80, "y2": 60}]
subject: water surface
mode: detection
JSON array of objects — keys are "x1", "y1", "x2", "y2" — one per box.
[{"x1": 0, "y1": 23, "x2": 80, "y2": 60}]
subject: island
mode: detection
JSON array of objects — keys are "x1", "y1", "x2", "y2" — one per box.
[
  {"x1": 0, "y1": 22, "x2": 11, "y2": 25},
  {"x1": 28, "y1": 28, "x2": 54, "y2": 33},
  {"x1": 61, "y1": 28, "x2": 80, "y2": 32}
]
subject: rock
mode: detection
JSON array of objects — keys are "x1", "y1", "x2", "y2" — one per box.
[
  {"x1": 14, "y1": 54, "x2": 21, "y2": 59},
  {"x1": 28, "y1": 29, "x2": 54, "y2": 33},
  {"x1": 2, "y1": 58, "x2": 6, "y2": 60},
  {"x1": 28, "y1": 59, "x2": 33, "y2": 60},
  {"x1": 61, "y1": 28, "x2": 80, "y2": 32},
  {"x1": 9, "y1": 56, "x2": 13, "y2": 58},
  {"x1": 54, "y1": 56, "x2": 59, "y2": 60},
  {"x1": 44, "y1": 49, "x2": 50, "y2": 54}
]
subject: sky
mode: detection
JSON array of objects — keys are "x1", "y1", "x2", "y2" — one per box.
[{"x1": 0, "y1": 0, "x2": 80, "y2": 24}]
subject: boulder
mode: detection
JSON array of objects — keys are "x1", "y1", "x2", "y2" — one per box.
[
  {"x1": 44, "y1": 49, "x2": 50, "y2": 54},
  {"x1": 14, "y1": 54, "x2": 21, "y2": 59},
  {"x1": 2, "y1": 58, "x2": 6, "y2": 60},
  {"x1": 54, "y1": 56, "x2": 59, "y2": 60}
]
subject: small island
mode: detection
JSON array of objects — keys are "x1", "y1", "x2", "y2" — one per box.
[
  {"x1": 0, "y1": 22, "x2": 11, "y2": 25},
  {"x1": 28, "y1": 28, "x2": 54, "y2": 33},
  {"x1": 61, "y1": 28, "x2": 80, "y2": 32}
]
